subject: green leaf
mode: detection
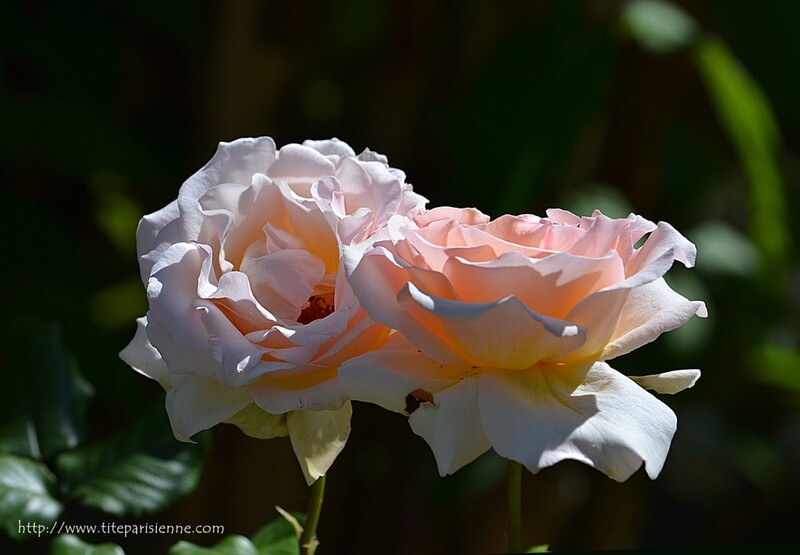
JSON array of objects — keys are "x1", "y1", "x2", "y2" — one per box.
[
  {"x1": 621, "y1": 0, "x2": 699, "y2": 53},
  {"x1": 0, "y1": 321, "x2": 94, "y2": 460},
  {"x1": 169, "y1": 511, "x2": 306, "y2": 555},
  {"x1": 170, "y1": 536, "x2": 259, "y2": 555},
  {"x1": 55, "y1": 404, "x2": 207, "y2": 517},
  {"x1": 0, "y1": 453, "x2": 62, "y2": 539},
  {"x1": 251, "y1": 510, "x2": 307, "y2": 555},
  {"x1": 51, "y1": 534, "x2": 126, "y2": 555},
  {"x1": 693, "y1": 37, "x2": 791, "y2": 282}
]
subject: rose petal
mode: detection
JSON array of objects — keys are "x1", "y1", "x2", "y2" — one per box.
[
  {"x1": 119, "y1": 316, "x2": 170, "y2": 389},
  {"x1": 303, "y1": 138, "x2": 356, "y2": 158},
  {"x1": 268, "y1": 143, "x2": 337, "y2": 198},
  {"x1": 346, "y1": 245, "x2": 468, "y2": 363},
  {"x1": 248, "y1": 367, "x2": 346, "y2": 413},
  {"x1": 206, "y1": 270, "x2": 279, "y2": 327},
  {"x1": 339, "y1": 349, "x2": 469, "y2": 413},
  {"x1": 137, "y1": 201, "x2": 180, "y2": 282},
  {"x1": 408, "y1": 377, "x2": 492, "y2": 476},
  {"x1": 147, "y1": 243, "x2": 214, "y2": 350},
  {"x1": 563, "y1": 287, "x2": 630, "y2": 359},
  {"x1": 165, "y1": 375, "x2": 252, "y2": 442},
  {"x1": 602, "y1": 277, "x2": 707, "y2": 360},
  {"x1": 442, "y1": 250, "x2": 625, "y2": 319},
  {"x1": 415, "y1": 207, "x2": 490, "y2": 227},
  {"x1": 226, "y1": 403, "x2": 289, "y2": 439},
  {"x1": 178, "y1": 137, "x2": 277, "y2": 241},
  {"x1": 195, "y1": 299, "x2": 270, "y2": 385},
  {"x1": 239, "y1": 250, "x2": 326, "y2": 321},
  {"x1": 478, "y1": 361, "x2": 678, "y2": 481},
  {"x1": 398, "y1": 282, "x2": 586, "y2": 369},
  {"x1": 627, "y1": 220, "x2": 697, "y2": 275},
  {"x1": 142, "y1": 314, "x2": 220, "y2": 381},
  {"x1": 629, "y1": 369, "x2": 701, "y2": 394},
  {"x1": 287, "y1": 403, "x2": 352, "y2": 485}
]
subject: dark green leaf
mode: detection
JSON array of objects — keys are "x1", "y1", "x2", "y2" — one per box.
[
  {"x1": 55, "y1": 404, "x2": 207, "y2": 517},
  {"x1": 0, "y1": 321, "x2": 93, "y2": 460},
  {"x1": 168, "y1": 511, "x2": 306, "y2": 555},
  {"x1": 0, "y1": 453, "x2": 62, "y2": 539},
  {"x1": 251, "y1": 511, "x2": 306, "y2": 555},
  {"x1": 170, "y1": 536, "x2": 259, "y2": 555},
  {"x1": 51, "y1": 534, "x2": 126, "y2": 555}
]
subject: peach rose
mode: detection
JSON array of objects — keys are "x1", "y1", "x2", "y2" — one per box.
[
  {"x1": 120, "y1": 137, "x2": 426, "y2": 483},
  {"x1": 341, "y1": 207, "x2": 707, "y2": 480}
]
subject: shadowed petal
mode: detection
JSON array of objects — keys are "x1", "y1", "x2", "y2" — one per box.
[
  {"x1": 287, "y1": 403, "x2": 352, "y2": 485},
  {"x1": 339, "y1": 349, "x2": 470, "y2": 413},
  {"x1": 165, "y1": 376, "x2": 252, "y2": 442},
  {"x1": 478, "y1": 361, "x2": 678, "y2": 481},
  {"x1": 119, "y1": 316, "x2": 170, "y2": 389},
  {"x1": 226, "y1": 403, "x2": 288, "y2": 439},
  {"x1": 408, "y1": 378, "x2": 492, "y2": 476}
]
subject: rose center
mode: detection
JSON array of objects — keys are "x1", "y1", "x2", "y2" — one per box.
[{"x1": 298, "y1": 292, "x2": 335, "y2": 324}]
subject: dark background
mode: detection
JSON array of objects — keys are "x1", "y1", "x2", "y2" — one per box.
[{"x1": 1, "y1": 0, "x2": 798, "y2": 553}]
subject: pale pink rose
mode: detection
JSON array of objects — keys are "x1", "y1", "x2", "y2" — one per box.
[
  {"x1": 341, "y1": 207, "x2": 707, "y2": 481},
  {"x1": 120, "y1": 137, "x2": 426, "y2": 483}
]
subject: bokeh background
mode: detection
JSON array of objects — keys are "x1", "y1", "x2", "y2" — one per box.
[{"x1": 1, "y1": 0, "x2": 798, "y2": 553}]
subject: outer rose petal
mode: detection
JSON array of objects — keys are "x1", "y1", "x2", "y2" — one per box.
[
  {"x1": 143, "y1": 313, "x2": 221, "y2": 381},
  {"x1": 226, "y1": 403, "x2": 288, "y2": 439},
  {"x1": 602, "y1": 277, "x2": 708, "y2": 360},
  {"x1": 119, "y1": 316, "x2": 170, "y2": 389},
  {"x1": 178, "y1": 137, "x2": 277, "y2": 242},
  {"x1": 248, "y1": 368, "x2": 348, "y2": 413},
  {"x1": 137, "y1": 200, "x2": 180, "y2": 282},
  {"x1": 408, "y1": 378, "x2": 492, "y2": 476},
  {"x1": 165, "y1": 376, "x2": 252, "y2": 442},
  {"x1": 147, "y1": 242, "x2": 213, "y2": 350},
  {"x1": 303, "y1": 137, "x2": 356, "y2": 157},
  {"x1": 478, "y1": 361, "x2": 678, "y2": 481},
  {"x1": 287, "y1": 403, "x2": 352, "y2": 485},
  {"x1": 339, "y1": 349, "x2": 470, "y2": 413},
  {"x1": 629, "y1": 369, "x2": 700, "y2": 394}
]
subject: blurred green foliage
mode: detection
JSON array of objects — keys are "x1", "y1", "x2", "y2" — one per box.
[{"x1": 1, "y1": 0, "x2": 798, "y2": 553}]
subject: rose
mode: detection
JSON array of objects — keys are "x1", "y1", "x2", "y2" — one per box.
[
  {"x1": 120, "y1": 137, "x2": 426, "y2": 483},
  {"x1": 341, "y1": 207, "x2": 707, "y2": 480}
]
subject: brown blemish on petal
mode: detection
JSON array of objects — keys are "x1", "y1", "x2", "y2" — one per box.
[{"x1": 404, "y1": 388, "x2": 435, "y2": 415}]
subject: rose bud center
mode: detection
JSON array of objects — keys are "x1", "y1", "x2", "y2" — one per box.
[{"x1": 298, "y1": 291, "x2": 336, "y2": 324}]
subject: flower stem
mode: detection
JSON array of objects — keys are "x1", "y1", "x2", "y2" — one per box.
[
  {"x1": 299, "y1": 474, "x2": 327, "y2": 555},
  {"x1": 507, "y1": 460, "x2": 522, "y2": 553}
]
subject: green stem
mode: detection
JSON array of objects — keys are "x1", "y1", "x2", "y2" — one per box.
[
  {"x1": 299, "y1": 474, "x2": 327, "y2": 555},
  {"x1": 507, "y1": 460, "x2": 522, "y2": 553}
]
